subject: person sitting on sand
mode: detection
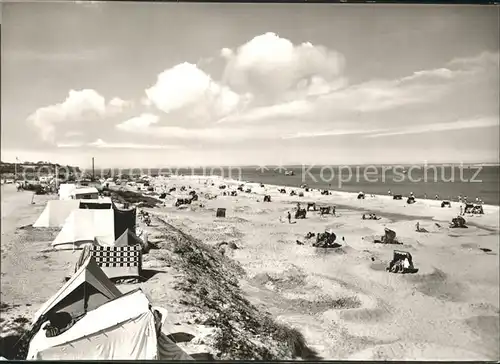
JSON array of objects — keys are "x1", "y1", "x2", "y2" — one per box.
[{"x1": 403, "y1": 257, "x2": 410, "y2": 271}]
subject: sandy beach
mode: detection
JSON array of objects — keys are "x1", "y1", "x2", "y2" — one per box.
[{"x1": 1, "y1": 177, "x2": 499, "y2": 360}]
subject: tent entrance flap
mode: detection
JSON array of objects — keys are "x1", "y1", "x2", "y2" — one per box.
[{"x1": 32, "y1": 257, "x2": 121, "y2": 325}]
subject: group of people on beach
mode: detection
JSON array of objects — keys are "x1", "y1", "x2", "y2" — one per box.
[{"x1": 387, "y1": 190, "x2": 484, "y2": 205}]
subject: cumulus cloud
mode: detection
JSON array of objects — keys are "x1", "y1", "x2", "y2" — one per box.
[
  {"x1": 317, "y1": 78, "x2": 448, "y2": 115},
  {"x1": 27, "y1": 90, "x2": 133, "y2": 143},
  {"x1": 222, "y1": 32, "x2": 346, "y2": 102},
  {"x1": 56, "y1": 141, "x2": 84, "y2": 148},
  {"x1": 144, "y1": 62, "x2": 242, "y2": 123},
  {"x1": 141, "y1": 33, "x2": 346, "y2": 127},
  {"x1": 115, "y1": 112, "x2": 284, "y2": 142},
  {"x1": 140, "y1": 97, "x2": 153, "y2": 107},
  {"x1": 28, "y1": 89, "x2": 107, "y2": 142},
  {"x1": 108, "y1": 97, "x2": 133, "y2": 113},
  {"x1": 220, "y1": 48, "x2": 233, "y2": 58},
  {"x1": 226, "y1": 49, "x2": 497, "y2": 126},
  {"x1": 116, "y1": 113, "x2": 159, "y2": 131}
]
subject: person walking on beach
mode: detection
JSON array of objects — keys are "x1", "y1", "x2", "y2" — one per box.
[
  {"x1": 460, "y1": 205, "x2": 463, "y2": 216},
  {"x1": 287, "y1": 211, "x2": 291, "y2": 224}
]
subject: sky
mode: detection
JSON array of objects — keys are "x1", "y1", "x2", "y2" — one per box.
[{"x1": 1, "y1": 2, "x2": 499, "y2": 168}]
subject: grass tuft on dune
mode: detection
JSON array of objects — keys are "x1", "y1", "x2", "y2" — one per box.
[{"x1": 154, "y1": 217, "x2": 320, "y2": 360}]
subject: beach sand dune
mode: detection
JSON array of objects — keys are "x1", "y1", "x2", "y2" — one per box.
[{"x1": 150, "y1": 176, "x2": 499, "y2": 360}]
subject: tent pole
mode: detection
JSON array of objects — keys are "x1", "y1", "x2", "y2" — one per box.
[{"x1": 83, "y1": 282, "x2": 88, "y2": 314}]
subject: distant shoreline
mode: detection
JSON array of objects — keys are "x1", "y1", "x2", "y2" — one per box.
[{"x1": 91, "y1": 163, "x2": 500, "y2": 170}]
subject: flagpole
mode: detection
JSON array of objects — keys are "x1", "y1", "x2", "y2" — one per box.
[
  {"x1": 14, "y1": 157, "x2": 18, "y2": 183},
  {"x1": 55, "y1": 165, "x2": 59, "y2": 193}
]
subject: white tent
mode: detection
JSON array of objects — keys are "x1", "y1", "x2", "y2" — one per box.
[
  {"x1": 58, "y1": 184, "x2": 77, "y2": 200},
  {"x1": 27, "y1": 289, "x2": 159, "y2": 360},
  {"x1": 33, "y1": 198, "x2": 112, "y2": 228},
  {"x1": 33, "y1": 200, "x2": 80, "y2": 228},
  {"x1": 32, "y1": 256, "x2": 122, "y2": 325},
  {"x1": 52, "y1": 209, "x2": 115, "y2": 249}
]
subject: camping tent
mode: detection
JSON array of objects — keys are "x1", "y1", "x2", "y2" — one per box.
[
  {"x1": 71, "y1": 187, "x2": 99, "y2": 200},
  {"x1": 79, "y1": 197, "x2": 112, "y2": 210},
  {"x1": 33, "y1": 200, "x2": 80, "y2": 228},
  {"x1": 112, "y1": 202, "x2": 136, "y2": 240},
  {"x1": 92, "y1": 229, "x2": 144, "y2": 279},
  {"x1": 27, "y1": 289, "x2": 159, "y2": 360},
  {"x1": 52, "y1": 209, "x2": 115, "y2": 249},
  {"x1": 33, "y1": 198, "x2": 112, "y2": 228},
  {"x1": 59, "y1": 184, "x2": 77, "y2": 200},
  {"x1": 89, "y1": 244, "x2": 142, "y2": 280},
  {"x1": 111, "y1": 228, "x2": 142, "y2": 247},
  {"x1": 32, "y1": 256, "x2": 121, "y2": 326}
]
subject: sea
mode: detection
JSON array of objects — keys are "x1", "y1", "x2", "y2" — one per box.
[{"x1": 106, "y1": 165, "x2": 500, "y2": 206}]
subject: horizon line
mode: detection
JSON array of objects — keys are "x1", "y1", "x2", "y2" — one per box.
[
  {"x1": 64, "y1": 162, "x2": 500, "y2": 170},
  {"x1": 3, "y1": 160, "x2": 499, "y2": 169}
]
